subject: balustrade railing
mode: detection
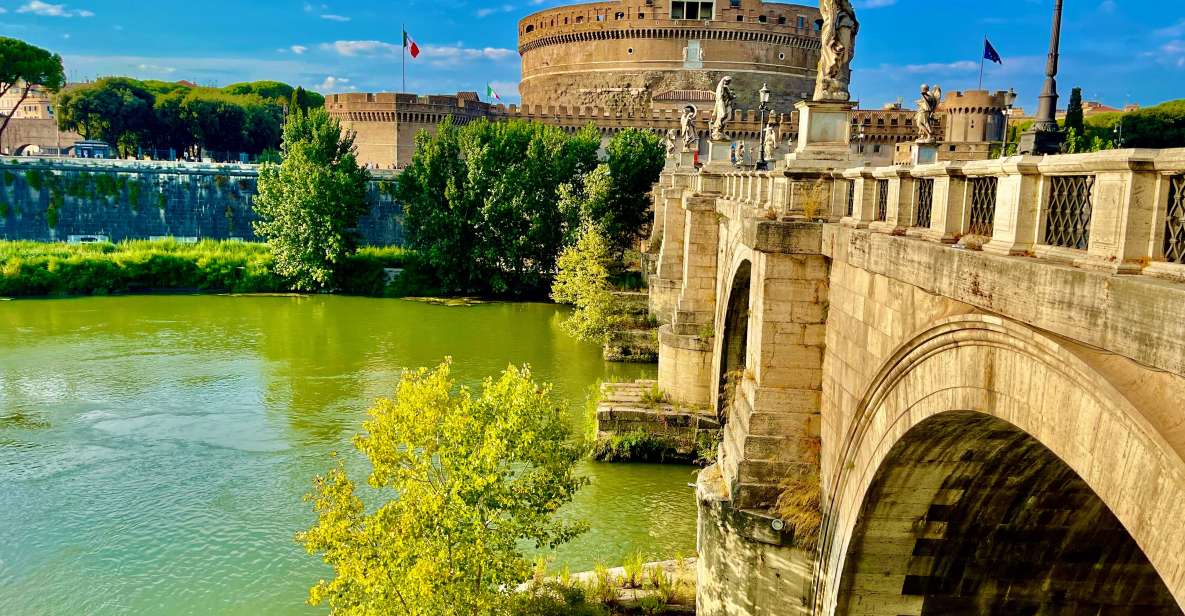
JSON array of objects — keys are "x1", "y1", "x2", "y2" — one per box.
[
  {"x1": 1044, "y1": 175, "x2": 1096, "y2": 250},
  {"x1": 1164, "y1": 175, "x2": 1185, "y2": 264},
  {"x1": 968, "y1": 177, "x2": 998, "y2": 237},
  {"x1": 875, "y1": 179, "x2": 888, "y2": 222},
  {"x1": 914, "y1": 179, "x2": 934, "y2": 229}
]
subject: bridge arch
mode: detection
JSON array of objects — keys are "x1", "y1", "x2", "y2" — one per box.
[
  {"x1": 818, "y1": 315, "x2": 1185, "y2": 614},
  {"x1": 715, "y1": 258, "x2": 752, "y2": 425}
]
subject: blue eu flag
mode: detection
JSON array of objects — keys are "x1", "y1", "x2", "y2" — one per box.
[{"x1": 984, "y1": 39, "x2": 1003, "y2": 65}]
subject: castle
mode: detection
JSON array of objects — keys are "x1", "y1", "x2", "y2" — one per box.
[{"x1": 325, "y1": 0, "x2": 1016, "y2": 169}]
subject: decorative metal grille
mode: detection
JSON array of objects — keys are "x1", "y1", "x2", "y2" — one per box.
[
  {"x1": 915, "y1": 179, "x2": 934, "y2": 228},
  {"x1": 1165, "y1": 175, "x2": 1185, "y2": 264},
  {"x1": 845, "y1": 180, "x2": 855, "y2": 217},
  {"x1": 1044, "y1": 175, "x2": 1095, "y2": 250},
  {"x1": 876, "y1": 179, "x2": 888, "y2": 222},
  {"x1": 968, "y1": 177, "x2": 998, "y2": 237}
]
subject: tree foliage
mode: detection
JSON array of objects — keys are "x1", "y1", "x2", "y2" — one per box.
[
  {"x1": 396, "y1": 118, "x2": 600, "y2": 295},
  {"x1": 600, "y1": 128, "x2": 666, "y2": 254},
  {"x1": 54, "y1": 77, "x2": 156, "y2": 156},
  {"x1": 298, "y1": 360, "x2": 588, "y2": 616},
  {"x1": 551, "y1": 225, "x2": 619, "y2": 344},
  {"x1": 0, "y1": 37, "x2": 66, "y2": 145},
  {"x1": 252, "y1": 108, "x2": 370, "y2": 291},
  {"x1": 1064, "y1": 87, "x2": 1085, "y2": 138},
  {"x1": 54, "y1": 75, "x2": 316, "y2": 159}
]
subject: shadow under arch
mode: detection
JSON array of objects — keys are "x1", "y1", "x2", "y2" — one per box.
[
  {"x1": 715, "y1": 259, "x2": 752, "y2": 425},
  {"x1": 835, "y1": 411, "x2": 1180, "y2": 615},
  {"x1": 817, "y1": 314, "x2": 1185, "y2": 614}
]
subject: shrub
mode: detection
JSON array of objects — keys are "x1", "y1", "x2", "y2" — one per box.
[{"x1": 592, "y1": 431, "x2": 681, "y2": 463}]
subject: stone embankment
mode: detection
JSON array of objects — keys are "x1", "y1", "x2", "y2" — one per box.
[
  {"x1": 603, "y1": 291, "x2": 659, "y2": 362},
  {"x1": 593, "y1": 380, "x2": 719, "y2": 464}
]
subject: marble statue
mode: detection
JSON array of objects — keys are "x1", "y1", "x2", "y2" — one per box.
[
  {"x1": 737, "y1": 141, "x2": 748, "y2": 167},
  {"x1": 680, "y1": 105, "x2": 700, "y2": 151},
  {"x1": 763, "y1": 123, "x2": 779, "y2": 161},
  {"x1": 813, "y1": 0, "x2": 859, "y2": 102},
  {"x1": 664, "y1": 129, "x2": 679, "y2": 158},
  {"x1": 915, "y1": 84, "x2": 942, "y2": 143},
  {"x1": 710, "y1": 76, "x2": 736, "y2": 141}
]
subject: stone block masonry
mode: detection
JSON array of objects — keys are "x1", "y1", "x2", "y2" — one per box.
[
  {"x1": 0, "y1": 158, "x2": 403, "y2": 246},
  {"x1": 594, "y1": 380, "x2": 719, "y2": 464}
]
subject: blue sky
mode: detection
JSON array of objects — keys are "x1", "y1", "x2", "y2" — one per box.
[{"x1": 1, "y1": 0, "x2": 1182, "y2": 112}]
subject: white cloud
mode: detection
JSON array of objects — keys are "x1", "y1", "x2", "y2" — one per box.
[
  {"x1": 321, "y1": 40, "x2": 401, "y2": 56},
  {"x1": 320, "y1": 13, "x2": 349, "y2": 22},
  {"x1": 17, "y1": 1, "x2": 94, "y2": 17},
  {"x1": 290, "y1": 45, "x2": 308, "y2": 55},
  {"x1": 1156, "y1": 20, "x2": 1185, "y2": 39},
  {"x1": 858, "y1": 0, "x2": 895, "y2": 7},
  {"x1": 137, "y1": 63, "x2": 177, "y2": 74},
  {"x1": 898, "y1": 61, "x2": 979, "y2": 74},
  {"x1": 476, "y1": 4, "x2": 515, "y2": 18},
  {"x1": 422, "y1": 44, "x2": 516, "y2": 67},
  {"x1": 316, "y1": 76, "x2": 354, "y2": 91},
  {"x1": 0, "y1": 7, "x2": 7, "y2": 14}
]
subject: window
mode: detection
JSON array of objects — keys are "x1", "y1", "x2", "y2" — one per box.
[
  {"x1": 576, "y1": 15, "x2": 583, "y2": 22},
  {"x1": 736, "y1": 14, "x2": 744, "y2": 21},
  {"x1": 525, "y1": 25, "x2": 534, "y2": 32},
  {"x1": 814, "y1": 19, "x2": 823, "y2": 32},
  {"x1": 758, "y1": 15, "x2": 767, "y2": 23},
  {"x1": 778, "y1": 15, "x2": 786, "y2": 25},
  {"x1": 639, "y1": 12, "x2": 645, "y2": 18},
  {"x1": 797, "y1": 15, "x2": 805, "y2": 28},
  {"x1": 671, "y1": 1, "x2": 713, "y2": 20},
  {"x1": 596, "y1": 14, "x2": 605, "y2": 21},
  {"x1": 778, "y1": 52, "x2": 785, "y2": 60},
  {"x1": 615, "y1": 11, "x2": 624, "y2": 19},
  {"x1": 873, "y1": 144, "x2": 882, "y2": 154},
  {"x1": 627, "y1": 47, "x2": 635, "y2": 54}
]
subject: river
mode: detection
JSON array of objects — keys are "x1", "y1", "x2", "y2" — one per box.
[{"x1": 0, "y1": 295, "x2": 697, "y2": 615}]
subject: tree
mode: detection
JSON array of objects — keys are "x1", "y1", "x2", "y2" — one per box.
[
  {"x1": 55, "y1": 77, "x2": 155, "y2": 156},
  {"x1": 298, "y1": 360, "x2": 588, "y2": 616},
  {"x1": 0, "y1": 37, "x2": 66, "y2": 147},
  {"x1": 253, "y1": 107, "x2": 370, "y2": 290},
  {"x1": 601, "y1": 128, "x2": 666, "y2": 254},
  {"x1": 1064, "y1": 87, "x2": 1085, "y2": 139},
  {"x1": 396, "y1": 118, "x2": 600, "y2": 295},
  {"x1": 551, "y1": 225, "x2": 619, "y2": 344}
]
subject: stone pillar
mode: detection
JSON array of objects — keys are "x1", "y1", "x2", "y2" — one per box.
[
  {"x1": 982, "y1": 156, "x2": 1043, "y2": 256},
  {"x1": 787, "y1": 100, "x2": 856, "y2": 162},
  {"x1": 912, "y1": 162, "x2": 967, "y2": 243},
  {"x1": 658, "y1": 180, "x2": 721, "y2": 408},
  {"x1": 651, "y1": 181, "x2": 690, "y2": 324},
  {"x1": 841, "y1": 166, "x2": 877, "y2": 228},
  {"x1": 869, "y1": 166, "x2": 913, "y2": 235}
]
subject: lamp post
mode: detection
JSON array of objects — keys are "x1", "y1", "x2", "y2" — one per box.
[
  {"x1": 757, "y1": 83, "x2": 771, "y2": 171},
  {"x1": 1019, "y1": 0, "x2": 1065, "y2": 154},
  {"x1": 856, "y1": 126, "x2": 867, "y2": 160},
  {"x1": 1113, "y1": 120, "x2": 1125, "y2": 148},
  {"x1": 1000, "y1": 87, "x2": 1018, "y2": 158}
]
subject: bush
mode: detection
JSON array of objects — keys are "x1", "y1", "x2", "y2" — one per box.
[{"x1": 591, "y1": 431, "x2": 681, "y2": 463}]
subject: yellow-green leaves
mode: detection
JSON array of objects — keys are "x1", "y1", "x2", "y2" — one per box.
[
  {"x1": 552, "y1": 226, "x2": 620, "y2": 344},
  {"x1": 298, "y1": 360, "x2": 588, "y2": 616}
]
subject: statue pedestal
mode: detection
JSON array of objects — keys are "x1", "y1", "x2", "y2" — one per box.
[
  {"x1": 703, "y1": 139, "x2": 734, "y2": 171},
  {"x1": 678, "y1": 149, "x2": 698, "y2": 169},
  {"x1": 786, "y1": 99, "x2": 856, "y2": 162},
  {"x1": 912, "y1": 142, "x2": 938, "y2": 165}
]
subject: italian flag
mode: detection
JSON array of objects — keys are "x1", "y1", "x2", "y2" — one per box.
[
  {"x1": 403, "y1": 30, "x2": 420, "y2": 58},
  {"x1": 486, "y1": 83, "x2": 502, "y2": 102}
]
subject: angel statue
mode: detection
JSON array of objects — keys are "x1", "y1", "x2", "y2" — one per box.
[
  {"x1": 664, "y1": 129, "x2": 679, "y2": 158},
  {"x1": 763, "y1": 122, "x2": 779, "y2": 161},
  {"x1": 710, "y1": 76, "x2": 736, "y2": 141},
  {"x1": 813, "y1": 0, "x2": 859, "y2": 102},
  {"x1": 680, "y1": 105, "x2": 700, "y2": 151},
  {"x1": 915, "y1": 84, "x2": 942, "y2": 144}
]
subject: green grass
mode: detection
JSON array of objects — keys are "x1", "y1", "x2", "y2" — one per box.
[{"x1": 0, "y1": 239, "x2": 411, "y2": 298}]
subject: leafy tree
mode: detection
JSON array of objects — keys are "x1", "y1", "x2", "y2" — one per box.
[
  {"x1": 0, "y1": 37, "x2": 66, "y2": 147},
  {"x1": 397, "y1": 118, "x2": 600, "y2": 295},
  {"x1": 298, "y1": 360, "x2": 588, "y2": 616},
  {"x1": 1064, "y1": 87, "x2": 1085, "y2": 138},
  {"x1": 551, "y1": 225, "x2": 619, "y2": 344},
  {"x1": 253, "y1": 108, "x2": 370, "y2": 290},
  {"x1": 152, "y1": 89, "x2": 196, "y2": 156},
  {"x1": 601, "y1": 128, "x2": 666, "y2": 254},
  {"x1": 223, "y1": 80, "x2": 294, "y2": 101},
  {"x1": 141, "y1": 79, "x2": 192, "y2": 97},
  {"x1": 55, "y1": 77, "x2": 156, "y2": 156}
]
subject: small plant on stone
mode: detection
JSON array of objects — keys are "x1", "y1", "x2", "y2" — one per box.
[
  {"x1": 640, "y1": 383, "x2": 669, "y2": 408},
  {"x1": 649, "y1": 565, "x2": 679, "y2": 604},
  {"x1": 639, "y1": 595, "x2": 666, "y2": 615},
  {"x1": 591, "y1": 563, "x2": 618, "y2": 604},
  {"x1": 622, "y1": 550, "x2": 646, "y2": 589}
]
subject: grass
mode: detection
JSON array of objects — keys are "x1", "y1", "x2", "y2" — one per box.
[
  {"x1": 591, "y1": 430, "x2": 682, "y2": 463},
  {"x1": 0, "y1": 239, "x2": 410, "y2": 298}
]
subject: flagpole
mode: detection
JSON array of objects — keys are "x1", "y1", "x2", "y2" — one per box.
[
  {"x1": 402, "y1": 24, "x2": 407, "y2": 93},
  {"x1": 979, "y1": 35, "x2": 986, "y2": 90}
]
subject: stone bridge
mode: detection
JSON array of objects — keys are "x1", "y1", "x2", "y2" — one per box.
[
  {"x1": 646, "y1": 149, "x2": 1185, "y2": 614},
  {"x1": 0, "y1": 118, "x2": 81, "y2": 156}
]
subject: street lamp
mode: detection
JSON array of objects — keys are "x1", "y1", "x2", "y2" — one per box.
[
  {"x1": 856, "y1": 126, "x2": 867, "y2": 159},
  {"x1": 1019, "y1": 0, "x2": 1065, "y2": 154},
  {"x1": 757, "y1": 83, "x2": 771, "y2": 170},
  {"x1": 1113, "y1": 120, "x2": 1125, "y2": 148},
  {"x1": 1000, "y1": 87, "x2": 1018, "y2": 158}
]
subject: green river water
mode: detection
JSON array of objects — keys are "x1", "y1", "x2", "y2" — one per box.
[{"x1": 0, "y1": 295, "x2": 697, "y2": 615}]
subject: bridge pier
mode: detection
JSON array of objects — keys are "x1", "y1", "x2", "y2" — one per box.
[{"x1": 650, "y1": 173, "x2": 694, "y2": 324}]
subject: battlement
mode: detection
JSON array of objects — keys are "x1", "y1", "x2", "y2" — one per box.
[{"x1": 940, "y1": 89, "x2": 1010, "y2": 112}]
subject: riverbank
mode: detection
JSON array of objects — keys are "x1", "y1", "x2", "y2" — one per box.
[{"x1": 0, "y1": 239, "x2": 408, "y2": 297}]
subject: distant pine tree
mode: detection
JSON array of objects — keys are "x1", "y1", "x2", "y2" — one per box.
[{"x1": 1065, "y1": 87, "x2": 1085, "y2": 137}]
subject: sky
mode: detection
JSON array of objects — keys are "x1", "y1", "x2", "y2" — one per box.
[{"x1": 1, "y1": 0, "x2": 1183, "y2": 112}]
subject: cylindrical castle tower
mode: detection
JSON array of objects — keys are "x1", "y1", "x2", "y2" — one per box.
[
  {"x1": 940, "y1": 90, "x2": 1009, "y2": 144},
  {"x1": 517, "y1": 0, "x2": 822, "y2": 114}
]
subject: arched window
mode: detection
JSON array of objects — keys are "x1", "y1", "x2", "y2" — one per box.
[{"x1": 525, "y1": 24, "x2": 535, "y2": 33}]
